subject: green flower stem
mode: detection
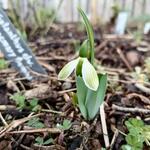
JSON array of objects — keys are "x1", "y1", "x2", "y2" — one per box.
[{"x1": 78, "y1": 7, "x2": 95, "y2": 65}]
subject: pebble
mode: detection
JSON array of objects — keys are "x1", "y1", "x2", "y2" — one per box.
[
  {"x1": 62, "y1": 82, "x2": 72, "y2": 90},
  {"x1": 126, "y1": 51, "x2": 140, "y2": 66}
]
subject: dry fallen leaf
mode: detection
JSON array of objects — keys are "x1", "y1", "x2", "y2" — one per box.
[{"x1": 24, "y1": 84, "x2": 51, "y2": 100}]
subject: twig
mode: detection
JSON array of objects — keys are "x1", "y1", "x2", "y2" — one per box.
[
  {"x1": 108, "y1": 78, "x2": 132, "y2": 84},
  {"x1": 18, "y1": 80, "x2": 26, "y2": 91},
  {"x1": 0, "y1": 105, "x2": 16, "y2": 110},
  {"x1": 0, "y1": 112, "x2": 8, "y2": 126},
  {"x1": 105, "y1": 67, "x2": 126, "y2": 74},
  {"x1": 112, "y1": 104, "x2": 150, "y2": 114},
  {"x1": 108, "y1": 76, "x2": 150, "y2": 88},
  {"x1": 50, "y1": 76, "x2": 75, "y2": 83},
  {"x1": 114, "y1": 127, "x2": 127, "y2": 136},
  {"x1": 0, "y1": 69, "x2": 16, "y2": 74},
  {"x1": 127, "y1": 93, "x2": 150, "y2": 105},
  {"x1": 103, "y1": 34, "x2": 133, "y2": 40},
  {"x1": 100, "y1": 103, "x2": 110, "y2": 148},
  {"x1": 41, "y1": 109, "x2": 65, "y2": 116},
  {"x1": 110, "y1": 129, "x2": 119, "y2": 150},
  {"x1": 58, "y1": 88, "x2": 76, "y2": 94},
  {"x1": 33, "y1": 144, "x2": 65, "y2": 150},
  {"x1": 109, "y1": 77, "x2": 150, "y2": 86},
  {"x1": 37, "y1": 56, "x2": 67, "y2": 61},
  {"x1": 117, "y1": 48, "x2": 133, "y2": 71},
  {"x1": 38, "y1": 60, "x2": 55, "y2": 72},
  {"x1": 9, "y1": 77, "x2": 27, "y2": 82},
  {"x1": 144, "y1": 117, "x2": 150, "y2": 121},
  {"x1": 135, "y1": 83, "x2": 150, "y2": 94},
  {"x1": 20, "y1": 144, "x2": 33, "y2": 150},
  {"x1": 8, "y1": 128, "x2": 61, "y2": 134},
  {"x1": 13, "y1": 113, "x2": 36, "y2": 149},
  {"x1": 95, "y1": 41, "x2": 108, "y2": 53},
  {"x1": 29, "y1": 69, "x2": 49, "y2": 78},
  {"x1": 0, "y1": 113, "x2": 43, "y2": 138}
]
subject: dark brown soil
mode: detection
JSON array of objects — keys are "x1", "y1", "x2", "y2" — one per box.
[{"x1": 0, "y1": 23, "x2": 150, "y2": 150}]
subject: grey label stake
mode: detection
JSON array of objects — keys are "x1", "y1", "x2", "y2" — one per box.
[
  {"x1": 115, "y1": 12, "x2": 128, "y2": 35},
  {"x1": 0, "y1": 7, "x2": 46, "y2": 80}
]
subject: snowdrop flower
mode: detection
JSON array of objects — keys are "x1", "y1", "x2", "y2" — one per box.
[{"x1": 58, "y1": 57, "x2": 99, "y2": 91}]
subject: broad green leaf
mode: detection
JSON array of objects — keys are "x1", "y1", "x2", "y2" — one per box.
[
  {"x1": 121, "y1": 145, "x2": 132, "y2": 150},
  {"x1": 78, "y1": 7, "x2": 95, "y2": 64},
  {"x1": 29, "y1": 98, "x2": 40, "y2": 112},
  {"x1": 35, "y1": 136, "x2": 44, "y2": 145},
  {"x1": 82, "y1": 58, "x2": 99, "y2": 91},
  {"x1": 27, "y1": 117, "x2": 45, "y2": 129},
  {"x1": 125, "y1": 118, "x2": 144, "y2": 136},
  {"x1": 63, "y1": 119, "x2": 72, "y2": 130},
  {"x1": 0, "y1": 58, "x2": 8, "y2": 70},
  {"x1": 29, "y1": 98, "x2": 38, "y2": 107},
  {"x1": 124, "y1": 118, "x2": 150, "y2": 148},
  {"x1": 71, "y1": 92, "x2": 78, "y2": 106},
  {"x1": 143, "y1": 125, "x2": 150, "y2": 141},
  {"x1": 43, "y1": 138, "x2": 53, "y2": 145},
  {"x1": 58, "y1": 58, "x2": 79, "y2": 80},
  {"x1": 57, "y1": 119, "x2": 71, "y2": 131},
  {"x1": 86, "y1": 74, "x2": 107, "y2": 120},
  {"x1": 125, "y1": 118, "x2": 144, "y2": 130},
  {"x1": 10, "y1": 93, "x2": 26, "y2": 109},
  {"x1": 76, "y1": 76, "x2": 88, "y2": 119},
  {"x1": 126, "y1": 134, "x2": 144, "y2": 150}
]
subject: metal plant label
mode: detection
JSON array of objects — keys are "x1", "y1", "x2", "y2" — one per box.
[
  {"x1": 144, "y1": 22, "x2": 150, "y2": 34},
  {"x1": 0, "y1": 7, "x2": 46, "y2": 80},
  {"x1": 115, "y1": 11, "x2": 128, "y2": 35}
]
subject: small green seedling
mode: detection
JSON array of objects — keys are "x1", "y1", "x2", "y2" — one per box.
[
  {"x1": 58, "y1": 8, "x2": 107, "y2": 120},
  {"x1": 133, "y1": 31, "x2": 143, "y2": 45},
  {"x1": 10, "y1": 92, "x2": 40, "y2": 111},
  {"x1": 8, "y1": 0, "x2": 27, "y2": 40},
  {"x1": 34, "y1": 6, "x2": 55, "y2": 29},
  {"x1": 35, "y1": 136, "x2": 53, "y2": 146},
  {"x1": 0, "y1": 58, "x2": 8, "y2": 70},
  {"x1": 27, "y1": 117, "x2": 45, "y2": 129},
  {"x1": 122, "y1": 118, "x2": 150, "y2": 150},
  {"x1": 57, "y1": 119, "x2": 72, "y2": 131},
  {"x1": 111, "y1": 2, "x2": 121, "y2": 18},
  {"x1": 10, "y1": 92, "x2": 26, "y2": 109},
  {"x1": 29, "y1": 98, "x2": 41, "y2": 112},
  {"x1": 144, "y1": 57, "x2": 150, "y2": 76},
  {"x1": 132, "y1": 67, "x2": 148, "y2": 84}
]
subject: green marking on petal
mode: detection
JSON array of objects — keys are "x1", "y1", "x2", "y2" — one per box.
[
  {"x1": 58, "y1": 58, "x2": 79, "y2": 80},
  {"x1": 76, "y1": 58, "x2": 84, "y2": 76},
  {"x1": 82, "y1": 58, "x2": 99, "y2": 91},
  {"x1": 79, "y1": 39, "x2": 90, "y2": 58}
]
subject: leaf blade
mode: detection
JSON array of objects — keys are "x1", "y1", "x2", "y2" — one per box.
[
  {"x1": 76, "y1": 76, "x2": 88, "y2": 119},
  {"x1": 78, "y1": 7, "x2": 95, "y2": 64},
  {"x1": 86, "y1": 74, "x2": 107, "y2": 120}
]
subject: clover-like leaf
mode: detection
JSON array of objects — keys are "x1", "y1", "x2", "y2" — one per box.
[
  {"x1": 82, "y1": 58, "x2": 99, "y2": 91},
  {"x1": 58, "y1": 58, "x2": 79, "y2": 80}
]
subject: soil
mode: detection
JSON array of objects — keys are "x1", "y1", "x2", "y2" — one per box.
[{"x1": 0, "y1": 23, "x2": 150, "y2": 150}]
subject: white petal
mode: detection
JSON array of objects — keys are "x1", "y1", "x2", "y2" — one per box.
[
  {"x1": 82, "y1": 58, "x2": 99, "y2": 91},
  {"x1": 58, "y1": 58, "x2": 79, "y2": 80}
]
